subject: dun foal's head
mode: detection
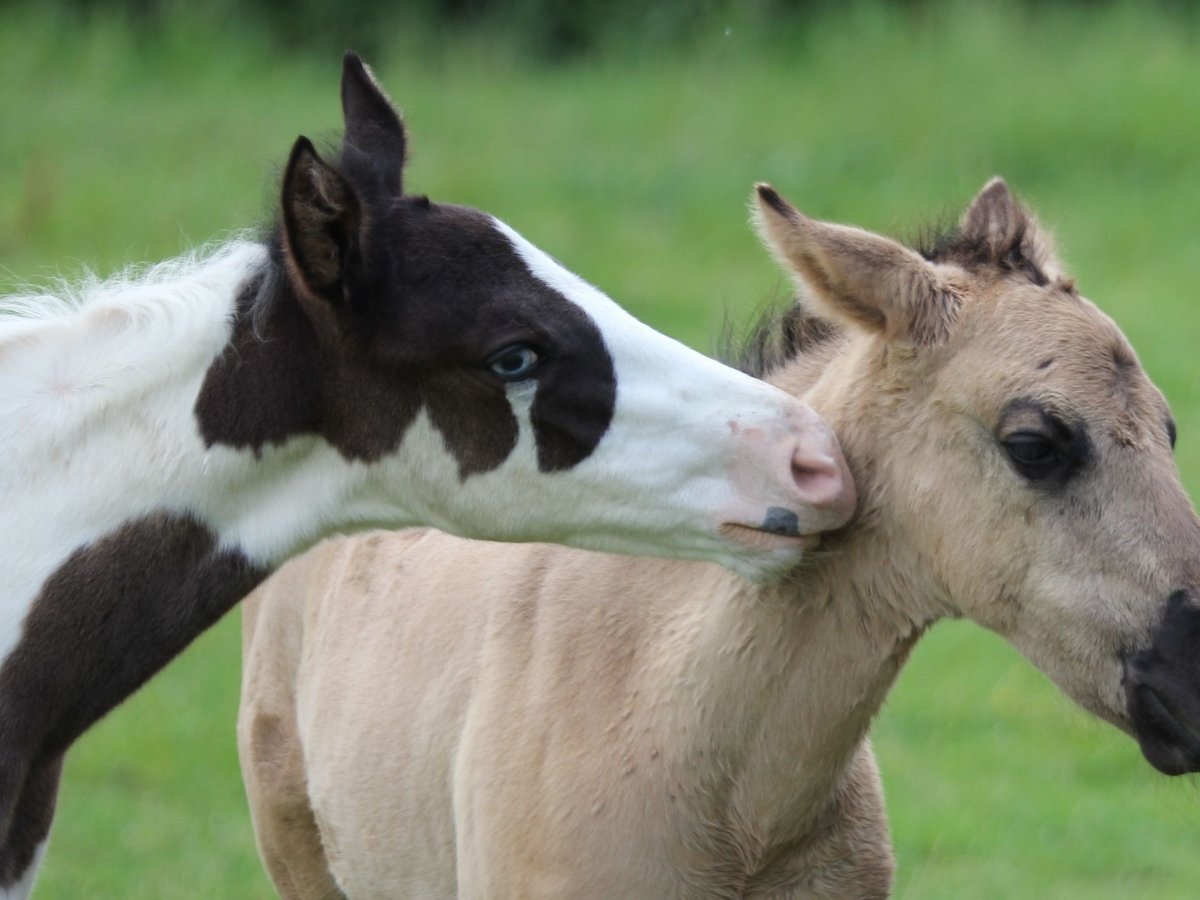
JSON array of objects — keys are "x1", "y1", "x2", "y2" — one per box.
[{"x1": 756, "y1": 179, "x2": 1200, "y2": 775}]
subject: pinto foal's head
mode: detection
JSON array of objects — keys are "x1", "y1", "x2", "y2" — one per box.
[
  {"x1": 755, "y1": 179, "x2": 1200, "y2": 776},
  {"x1": 269, "y1": 54, "x2": 617, "y2": 476},
  {"x1": 197, "y1": 53, "x2": 854, "y2": 577}
]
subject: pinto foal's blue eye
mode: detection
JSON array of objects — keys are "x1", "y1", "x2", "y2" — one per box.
[{"x1": 487, "y1": 345, "x2": 542, "y2": 381}]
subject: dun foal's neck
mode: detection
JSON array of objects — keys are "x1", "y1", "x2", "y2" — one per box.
[
  {"x1": 663, "y1": 532, "x2": 924, "y2": 870},
  {"x1": 682, "y1": 343, "x2": 928, "y2": 808}
]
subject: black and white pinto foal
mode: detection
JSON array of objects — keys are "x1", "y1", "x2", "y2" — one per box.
[{"x1": 0, "y1": 55, "x2": 853, "y2": 895}]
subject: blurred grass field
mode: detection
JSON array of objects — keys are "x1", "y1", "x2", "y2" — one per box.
[{"x1": 3, "y1": 1, "x2": 1199, "y2": 896}]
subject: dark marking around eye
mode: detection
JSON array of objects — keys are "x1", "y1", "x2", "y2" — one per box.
[
  {"x1": 1036, "y1": 357, "x2": 1054, "y2": 370},
  {"x1": 196, "y1": 209, "x2": 616, "y2": 479},
  {"x1": 1168, "y1": 417, "x2": 1178, "y2": 450},
  {"x1": 998, "y1": 398, "x2": 1092, "y2": 489}
]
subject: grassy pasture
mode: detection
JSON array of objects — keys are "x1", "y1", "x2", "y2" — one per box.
[{"x1": 3, "y1": 2, "x2": 1199, "y2": 896}]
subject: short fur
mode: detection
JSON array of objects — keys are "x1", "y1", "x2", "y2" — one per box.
[{"x1": 240, "y1": 178, "x2": 1200, "y2": 898}]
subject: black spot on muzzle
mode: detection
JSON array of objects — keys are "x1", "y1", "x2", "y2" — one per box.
[{"x1": 761, "y1": 506, "x2": 801, "y2": 537}]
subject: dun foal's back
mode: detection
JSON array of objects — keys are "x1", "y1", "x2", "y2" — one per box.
[{"x1": 240, "y1": 178, "x2": 1200, "y2": 898}]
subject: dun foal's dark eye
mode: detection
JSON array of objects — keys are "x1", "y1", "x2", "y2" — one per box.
[
  {"x1": 997, "y1": 402, "x2": 1089, "y2": 487},
  {"x1": 487, "y1": 345, "x2": 542, "y2": 381},
  {"x1": 1003, "y1": 432, "x2": 1058, "y2": 479}
]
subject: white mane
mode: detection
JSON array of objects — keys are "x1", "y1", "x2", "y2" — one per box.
[
  {"x1": 0, "y1": 238, "x2": 267, "y2": 342},
  {"x1": 0, "y1": 238, "x2": 268, "y2": 478}
]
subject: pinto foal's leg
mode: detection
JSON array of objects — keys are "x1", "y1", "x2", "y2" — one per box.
[{"x1": 0, "y1": 756, "x2": 61, "y2": 898}]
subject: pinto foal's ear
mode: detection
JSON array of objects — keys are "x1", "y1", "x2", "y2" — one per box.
[
  {"x1": 280, "y1": 136, "x2": 362, "y2": 307},
  {"x1": 960, "y1": 177, "x2": 1064, "y2": 285},
  {"x1": 753, "y1": 183, "x2": 961, "y2": 346},
  {"x1": 341, "y1": 51, "x2": 407, "y2": 195}
]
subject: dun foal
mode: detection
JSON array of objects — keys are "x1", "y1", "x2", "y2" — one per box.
[
  {"x1": 240, "y1": 178, "x2": 1200, "y2": 898},
  {"x1": 0, "y1": 57, "x2": 853, "y2": 896}
]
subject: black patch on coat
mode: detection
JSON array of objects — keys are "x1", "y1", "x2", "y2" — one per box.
[
  {"x1": 195, "y1": 203, "x2": 616, "y2": 477},
  {"x1": 0, "y1": 52, "x2": 615, "y2": 890},
  {"x1": 0, "y1": 756, "x2": 60, "y2": 886},
  {"x1": 195, "y1": 53, "x2": 616, "y2": 477},
  {"x1": 0, "y1": 512, "x2": 268, "y2": 869}
]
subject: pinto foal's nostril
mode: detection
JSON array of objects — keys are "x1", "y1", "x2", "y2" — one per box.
[
  {"x1": 779, "y1": 407, "x2": 856, "y2": 529},
  {"x1": 788, "y1": 443, "x2": 853, "y2": 520}
]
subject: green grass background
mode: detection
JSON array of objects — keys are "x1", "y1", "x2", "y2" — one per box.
[{"x1": 3, "y1": 2, "x2": 1199, "y2": 896}]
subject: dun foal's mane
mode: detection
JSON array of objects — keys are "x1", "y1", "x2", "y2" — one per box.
[{"x1": 722, "y1": 300, "x2": 841, "y2": 380}]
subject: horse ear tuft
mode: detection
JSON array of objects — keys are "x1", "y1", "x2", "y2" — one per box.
[
  {"x1": 960, "y1": 176, "x2": 1063, "y2": 284},
  {"x1": 341, "y1": 52, "x2": 407, "y2": 195},
  {"x1": 280, "y1": 136, "x2": 361, "y2": 310},
  {"x1": 753, "y1": 183, "x2": 960, "y2": 347},
  {"x1": 961, "y1": 177, "x2": 1020, "y2": 260}
]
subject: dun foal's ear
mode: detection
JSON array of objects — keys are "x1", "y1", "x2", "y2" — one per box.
[
  {"x1": 753, "y1": 183, "x2": 961, "y2": 346},
  {"x1": 280, "y1": 136, "x2": 361, "y2": 306},
  {"x1": 960, "y1": 176, "x2": 1064, "y2": 285},
  {"x1": 341, "y1": 51, "x2": 407, "y2": 195}
]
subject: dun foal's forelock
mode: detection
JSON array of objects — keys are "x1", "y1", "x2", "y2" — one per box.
[
  {"x1": 239, "y1": 177, "x2": 1200, "y2": 898},
  {"x1": 0, "y1": 54, "x2": 857, "y2": 897}
]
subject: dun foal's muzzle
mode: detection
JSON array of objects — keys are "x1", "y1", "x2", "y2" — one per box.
[{"x1": 1124, "y1": 591, "x2": 1200, "y2": 776}]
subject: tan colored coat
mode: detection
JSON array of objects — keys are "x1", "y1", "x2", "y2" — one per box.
[{"x1": 240, "y1": 179, "x2": 1200, "y2": 898}]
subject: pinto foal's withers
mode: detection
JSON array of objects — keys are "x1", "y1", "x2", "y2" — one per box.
[
  {"x1": 0, "y1": 56, "x2": 854, "y2": 896},
  {"x1": 240, "y1": 179, "x2": 1200, "y2": 898}
]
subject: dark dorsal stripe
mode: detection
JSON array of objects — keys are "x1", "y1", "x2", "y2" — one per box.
[{"x1": 195, "y1": 205, "x2": 615, "y2": 477}]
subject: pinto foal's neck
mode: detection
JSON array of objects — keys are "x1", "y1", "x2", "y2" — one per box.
[{"x1": 0, "y1": 242, "x2": 388, "y2": 764}]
